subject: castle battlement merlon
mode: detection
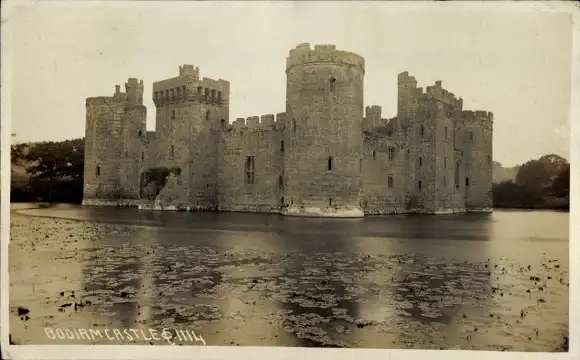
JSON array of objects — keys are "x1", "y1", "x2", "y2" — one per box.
[
  {"x1": 398, "y1": 71, "x2": 418, "y2": 86},
  {"x1": 178, "y1": 64, "x2": 200, "y2": 79},
  {"x1": 126, "y1": 78, "x2": 143, "y2": 87},
  {"x1": 286, "y1": 43, "x2": 365, "y2": 73},
  {"x1": 423, "y1": 80, "x2": 463, "y2": 108},
  {"x1": 153, "y1": 67, "x2": 229, "y2": 93},
  {"x1": 152, "y1": 68, "x2": 229, "y2": 107},
  {"x1": 365, "y1": 105, "x2": 382, "y2": 119},
  {"x1": 86, "y1": 96, "x2": 125, "y2": 107},
  {"x1": 224, "y1": 113, "x2": 286, "y2": 133},
  {"x1": 461, "y1": 110, "x2": 494, "y2": 122}
]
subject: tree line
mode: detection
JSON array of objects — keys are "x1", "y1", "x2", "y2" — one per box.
[
  {"x1": 10, "y1": 139, "x2": 570, "y2": 210},
  {"x1": 492, "y1": 155, "x2": 569, "y2": 210},
  {"x1": 10, "y1": 138, "x2": 84, "y2": 204}
]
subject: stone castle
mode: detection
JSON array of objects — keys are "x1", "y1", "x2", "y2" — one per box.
[{"x1": 82, "y1": 43, "x2": 493, "y2": 217}]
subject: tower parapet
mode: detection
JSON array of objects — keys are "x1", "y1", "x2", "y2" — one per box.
[
  {"x1": 125, "y1": 78, "x2": 144, "y2": 105},
  {"x1": 286, "y1": 43, "x2": 365, "y2": 74},
  {"x1": 223, "y1": 113, "x2": 284, "y2": 133},
  {"x1": 422, "y1": 80, "x2": 463, "y2": 109},
  {"x1": 461, "y1": 110, "x2": 494, "y2": 122},
  {"x1": 152, "y1": 66, "x2": 229, "y2": 108},
  {"x1": 179, "y1": 64, "x2": 200, "y2": 79}
]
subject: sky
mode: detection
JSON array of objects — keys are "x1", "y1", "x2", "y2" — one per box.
[{"x1": 5, "y1": 1, "x2": 573, "y2": 167}]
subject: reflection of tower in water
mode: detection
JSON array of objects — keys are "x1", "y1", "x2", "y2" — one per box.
[
  {"x1": 273, "y1": 217, "x2": 362, "y2": 347},
  {"x1": 192, "y1": 228, "x2": 296, "y2": 346},
  {"x1": 80, "y1": 217, "x2": 146, "y2": 336}
]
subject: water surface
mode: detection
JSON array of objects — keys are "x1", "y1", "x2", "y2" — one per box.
[{"x1": 9, "y1": 204, "x2": 569, "y2": 351}]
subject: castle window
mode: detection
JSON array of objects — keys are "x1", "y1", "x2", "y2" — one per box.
[
  {"x1": 444, "y1": 176, "x2": 447, "y2": 187},
  {"x1": 125, "y1": 150, "x2": 128, "y2": 157},
  {"x1": 154, "y1": 91, "x2": 158, "y2": 99},
  {"x1": 278, "y1": 175, "x2": 283, "y2": 191},
  {"x1": 176, "y1": 87, "x2": 181, "y2": 97},
  {"x1": 420, "y1": 124, "x2": 424, "y2": 136},
  {"x1": 418, "y1": 180, "x2": 422, "y2": 190},
  {"x1": 141, "y1": 151, "x2": 144, "y2": 160},
  {"x1": 292, "y1": 118, "x2": 296, "y2": 133},
  {"x1": 388, "y1": 175, "x2": 394, "y2": 188},
  {"x1": 138, "y1": 130, "x2": 142, "y2": 137},
  {"x1": 95, "y1": 165, "x2": 100, "y2": 176},
  {"x1": 444, "y1": 157, "x2": 447, "y2": 168},
  {"x1": 217, "y1": 91, "x2": 222, "y2": 105},
  {"x1": 182, "y1": 85, "x2": 187, "y2": 98},
  {"x1": 329, "y1": 198, "x2": 333, "y2": 206},
  {"x1": 445, "y1": 126, "x2": 448, "y2": 140},
  {"x1": 204, "y1": 88, "x2": 210, "y2": 103},
  {"x1": 171, "y1": 109, "x2": 176, "y2": 120},
  {"x1": 206, "y1": 110, "x2": 211, "y2": 121},
  {"x1": 466, "y1": 177, "x2": 470, "y2": 187},
  {"x1": 170, "y1": 145, "x2": 175, "y2": 159},
  {"x1": 281, "y1": 140, "x2": 284, "y2": 152},
  {"x1": 469, "y1": 131, "x2": 474, "y2": 141},
  {"x1": 419, "y1": 157, "x2": 422, "y2": 166},
  {"x1": 372, "y1": 150, "x2": 376, "y2": 161},
  {"x1": 197, "y1": 86, "x2": 203, "y2": 100},
  {"x1": 211, "y1": 90, "x2": 216, "y2": 104},
  {"x1": 455, "y1": 163, "x2": 460, "y2": 188},
  {"x1": 170, "y1": 88, "x2": 175, "y2": 99},
  {"x1": 388, "y1": 147, "x2": 395, "y2": 160},
  {"x1": 329, "y1": 77, "x2": 336, "y2": 92},
  {"x1": 328, "y1": 157, "x2": 333, "y2": 171},
  {"x1": 165, "y1": 90, "x2": 169, "y2": 100},
  {"x1": 245, "y1": 156, "x2": 255, "y2": 185}
]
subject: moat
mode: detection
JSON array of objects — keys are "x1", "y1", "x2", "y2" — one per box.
[{"x1": 9, "y1": 204, "x2": 569, "y2": 351}]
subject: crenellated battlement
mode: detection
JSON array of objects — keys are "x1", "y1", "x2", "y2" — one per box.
[
  {"x1": 152, "y1": 66, "x2": 230, "y2": 107},
  {"x1": 86, "y1": 96, "x2": 124, "y2": 107},
  {"x1": 84, "y1": 45, "x2": 493, "y2": 215},
  {"x1": 398, "y1": 71, "x2": 418, "y2": 86},
  {"x1": 365, "y1": 117, "x2": 398, "y2": 136},
  {"x1": 461, "y1": 110, "x2": 494, "y2": 122},
  {"x1": 179, "y1": 64, "x2": 200, "y2": 79},
  {"x1": 286, "y1": 43, "x2": 365, "y2": 73},
  {"x1": 365, "y1": 105, "x2": 382, "y2": 119},
  {"x1": 421, "y1": 80, "x2": 463, "y2": 108},
  {"x1": 398, "y1": 72, "x2": 463, "y2": 108},
  {"x1": 222, "y1": 112, "x2": 286, "y2": 133},
  {"x1": 126, "y1": 78, "x2": 144, "y2": 88}
]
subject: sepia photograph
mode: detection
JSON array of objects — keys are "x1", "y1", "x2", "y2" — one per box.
[{"x1": 1, "y1": 0, "x2": 577, "y2": 359}]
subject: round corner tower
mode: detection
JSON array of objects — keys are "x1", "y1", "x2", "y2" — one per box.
[
  {"x1": 82, "y1": 87, "x2": 127, "y2": 206},
  {"x1": 283, "y1": 43, "x2": 365, "y2": 217}
]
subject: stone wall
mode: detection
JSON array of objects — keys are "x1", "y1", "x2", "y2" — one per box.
[
  {"x1": 217, "y1": 115, "x2": 284, "y2": 213},
  {"x1": 283, "y1": 44, "x2": 365, "y2": 217},
  {"x1": 361, "y1": 130, "x2": 406, "y2": 214},
  {"x1": 118, "y1": 79, "x2": 147, "y2": 206},
  {"x1": 83, "y1": 94, "x2": 125, "y2": 204},
  {"x1": 83, "y1": 47, "x2": 494, "y2": 217},
  {"x1": 463, "y1": 110, "x2": 494, "y2": 210}
]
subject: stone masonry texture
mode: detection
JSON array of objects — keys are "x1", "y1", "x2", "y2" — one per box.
[{"x1": 82, "y1": 44, "x2": 493, "y2": 217}]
